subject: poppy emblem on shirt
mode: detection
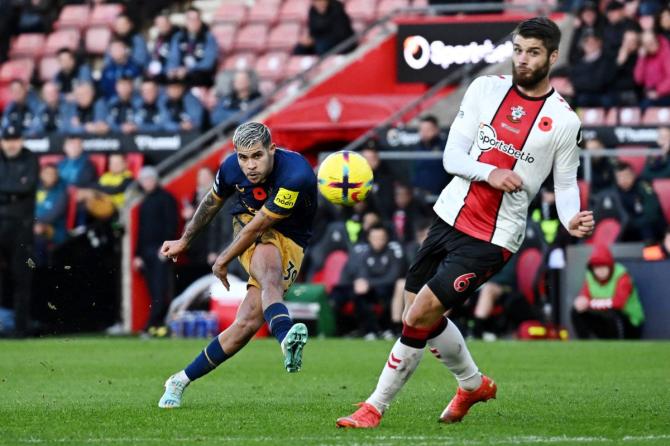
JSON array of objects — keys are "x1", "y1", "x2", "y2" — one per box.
[
  {"x1": 538, "y1": 116, "x2": 553, "y2": 132},
  {"x1": 252, "y1": 187, "x2": 267, "y2": 201},
  {"x1": 507, "y1": 105, "x2": 526, "y2": 123}
]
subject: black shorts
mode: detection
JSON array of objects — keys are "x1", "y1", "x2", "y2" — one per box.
[{"x1": 405, "y1": 217, "x2": 512, "y2": 310}]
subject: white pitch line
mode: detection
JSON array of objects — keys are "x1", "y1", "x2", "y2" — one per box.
[{"x1": 9, "y1": 434, "x2": 670, "y2": 445}]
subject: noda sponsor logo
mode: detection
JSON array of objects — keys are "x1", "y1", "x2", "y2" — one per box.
[
  {"x1": 403, "y1": 35, "x2": 513, "y2": 70},
  {"x1": 477, "y1": 124, "x2": 535, "y2": 163}
]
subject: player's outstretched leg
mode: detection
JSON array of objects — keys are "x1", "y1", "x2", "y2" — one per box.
[
  {"x1": 158, "y1": 288, "x2": 265, "y2": 408},
  {"x1": 426, "y1": 317, "x2": 497, "y2": 423},
  {"x1": 336, "y1": 287, "x2": 444, "y2": 428}
]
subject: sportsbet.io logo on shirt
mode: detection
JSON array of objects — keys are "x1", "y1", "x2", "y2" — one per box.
[
  {"x1": 476, "y1": 123, "x2": 535, "y2": 164},
  {"x1": 274, "y1": 188, "x2": 299, "y2": 209}
]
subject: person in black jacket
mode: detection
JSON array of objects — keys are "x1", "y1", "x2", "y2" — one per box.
[
  {"x1": 133, "y1": 166, "x2": 178, "y2": 335},
  {"x1": 568, "y1": 1, "x2": 604, "y2": 64},
  {"x1": 293, "y1": 0, "x2": 356, "y2": 56},
  {"x1": 569, "y1": 30, "x2": 615, "y2": 108},
  {"x1": 0, "y1": 125, "x2": 38, "y2": 337}
]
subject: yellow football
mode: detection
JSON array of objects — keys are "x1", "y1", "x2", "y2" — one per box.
[{"x1": 317, "y1": 151, "x2": 374, "y2": 206}]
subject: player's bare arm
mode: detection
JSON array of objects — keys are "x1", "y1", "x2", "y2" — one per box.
[
  {"x1": 212, "y1": 208, "x2": 282, "y2": 290},
  {"x1": 161, "y1": 189, "x2": 226, "y2": 261}
]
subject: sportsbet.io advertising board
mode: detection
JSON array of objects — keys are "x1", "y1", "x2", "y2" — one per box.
[{"x1": 396, "y1": 20, "x2": 520, "y2": 84}]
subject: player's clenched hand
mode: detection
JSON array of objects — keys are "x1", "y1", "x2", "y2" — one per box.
[
  {"x1": 487, "y1": 168, "x2": 524, "y2": 193},
  {"x1": 161, "y1": 239, "x2": 187, "y2": 262},
  {"x1": 212, "y1": 255, "x2": 230, "y2": 291},
  {"x1": 568, "y1": 210, "x2": 595, "y2": 238}
]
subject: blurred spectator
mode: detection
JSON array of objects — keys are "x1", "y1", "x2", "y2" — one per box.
[
  {"x1": 92, "y1": 154, "x2": 133, "y2": 210},
  {"x1": 412, "y1": 115, "x2": 450, "y2": 196},
  {"x1": 57, "y1": 135, "x2": 97, "y2": 187},
  {"x1": 623, "y1": 0, "x2": 640, "y2": 21},
  {"x1": 530, "y1": 187, "x2": 571, "y2": 247},
  {"x1": 360, "y1": 141, "x2": 395, "y2": 218},
  {"x1": 642, "y1": 126, "x2": 670, "y2": 179},
  {"x1": 634, "y1": 31, "x2": 670, "y2": 108},
  {"x1": 167, "y1": 7, "x2": 218, "y2": 87},
  {"x1": 0, "y1": 125, "x2": 38, "y2": 337},
  {"x1": 211, "y1": 70, "x2": 262, "y2": 128},
  {"x1": 33, "y1": 163, "x2": 68, "y2": 264},
  {"x1": 106, "y1": 76, "x2": 138, "y2": 134},
  {"x1": 54, "y1": 48, "x2": 93, "y2": 100},
  {"x1": 0, "y1": 0, "x2": 15, "y2": 63},
  {"x1": 603, "y1": 1, "x2": 637, "y2": 56},
  {"x1": 1, "y1": 80, "x2": 38, "y2": 135},
  {"x1": 657, "y1": 6, "x2": 670, "y2": 42},
  {"x1": 609, "y1": 28, "x2": 641, "y2": 106},
  {"x1": 159, "y1": 78, "x2": 204, "y2": 132},
  {"x1": 637, "y1": 2, "x2": 660, "y2": 32},
  {"x1": 390, "y1": 182, "x2": 430, "y2": 244},
  {"x1": 642, "y1": 227, "x2": 670, "y2": 260},
  {"x1": 569, "y1": 30, "x2": 615, "y2": 108},
  {"x1": 33, "y1": 82, "x2": 64, "y2": 135},
  {"x1": 134, "y1": 79, "x2": 163, "y2": 132},
  {"x1": 569, "y1": 1, "x2": 604, "y2": 64},
  {"x1": 179, "y1": 167, "x2": 229, "y2": 282},
  {"x1": 100, "y1": 39, "x2": 143, "y2": 100},
  {"x1": 332, "y1": 224, "x2": 404, "y2": 339},
  {"x1": 293, "y1": 0, "x2": 356, "y2": 56},
  {"x1": 108, "y1": 14, "x2": 149, "y2": 68},
  {"x1": 580, "y1": 138, "x2": 616, "y2": 195},
  {"x1": 147, "y1": 12, "x2": 179, "y2": 82},
  {"x1": 61, "y1": 83, "x2": 108, "y2": 135},
  {"x1": 16, "y1": 0, "x2": 51, "y2": 34},
  {"x1": 611, "y1": 161, "x2": 665, "y2": 242},
  {"x1": 571, "y1": 244, "x2": 644, "y2": 339},
  {"x1": 133, "y1": 166, "x2": 178, "y2": 335}
]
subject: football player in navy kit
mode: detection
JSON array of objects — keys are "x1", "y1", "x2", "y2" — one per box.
[{"x1": 158, "y1": 122, "x2": 317, "y2": 408}]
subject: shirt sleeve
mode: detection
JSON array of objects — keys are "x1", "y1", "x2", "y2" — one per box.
[
  {"x1": 449, "y1": 76, "x2": 487, "y2": 138},
  {"x1": 212, "y1": 158, "x2": 235, "y2": 200},
  {"x1": 553, "y1": 121, "x2": 583, "y2": 229}
]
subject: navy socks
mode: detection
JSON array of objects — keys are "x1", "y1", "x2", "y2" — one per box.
[
  {"x1": 263, "y1": 302, "x2": 293, "y2": 343},
  {"x1": 184, "y1": 336, "x2": 229, "y2": 381}
]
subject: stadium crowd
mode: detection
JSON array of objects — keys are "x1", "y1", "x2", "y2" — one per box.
[{"x1": 0, "y1": 0, "x2": 669, "y2": 340}]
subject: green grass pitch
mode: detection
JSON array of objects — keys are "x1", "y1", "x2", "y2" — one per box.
[{"x1": 0, "y1": 338, "x2": 668, "y2": 446}]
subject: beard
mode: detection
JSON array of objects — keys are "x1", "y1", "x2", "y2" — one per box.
[{"x1": 512, "y1": 58, "x2": 551, "y2": 89}]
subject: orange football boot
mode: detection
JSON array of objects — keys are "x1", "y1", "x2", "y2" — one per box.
[
  {"x1": 336, "y1": 402, "x2": 382, "y2": 428},
  {"x1": 439, "y1": 375, "x2": 497, "y2": 423}
]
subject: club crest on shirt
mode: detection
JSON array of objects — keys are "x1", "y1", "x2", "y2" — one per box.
[{"x1": 507, "y1": 105, "x2": 526, "y2": 123}]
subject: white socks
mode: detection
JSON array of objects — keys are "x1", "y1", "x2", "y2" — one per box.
[
  {"x1": 175, "y1": 370, "x2": 190, "y2": 384},
  {"x1": 366, "y1": 339, "x2": 425, "y2": 414},
  {"x1": 427, "y1": 318, "x2": 482, "y2": 391}
]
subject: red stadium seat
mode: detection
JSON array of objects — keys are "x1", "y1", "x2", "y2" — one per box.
[
  {"x1": 125, "y1": 153, "x2": 144, "y2": 178},
  {"x1": 88, "y1": 154, "x2": 107, "y2": 177},
  {"x1": 39, "y1": 154, "x2": 64, "y2": 167},
  {"x1": 641, "y1": 107, "x2": 670, "y2": 125},
  {"x1": 9, "y1": 34, "x2": 46, "y2": 59},
  {"x1": 652, "y1": 179, "x2": 670, "y2": 223},
  {"x1": 223, "y1": 52, "x2": 258, "y2": 71},
  {"x1": 577, "y1": 179, "x2": 590, "y2": 210},
  {"x1": 85, "y1": 26, "x2": 112, "y2": 56},
  {"x1": 211, "y1": 24, "x2": 238, "y2": 54},
  {"x1": 578, "y1": 108, "x2": 606, "y2": 126},
  {"x1": 618, "y1": 107, "x2": 641, "y2": 125},
  {"x1": 39, "y1": 57, "x2": 60, "y2": 82},
  {"x1": 247, "y1": 1, "x2": 279, "y2": 24},
  {"x1": 413, "y1": 0, "x2": 428, "y2": 6},
  {"x1": 267, "y1": 23, "x2": 302, "y2": 51},
  {"x1": 0, "y1": 85, "x2": 11, "y2": 110},
  {"x1": 312, "y1": 250, "x2": 348, "y2": 294},
  {"x1": 346, "y1": 0, "x2": 377, "y2": 23},
  {"x1": 234, "y1": 24, "x2": 269, "y2": 53},
  {"x1": 279, "y1": 0, "x2": 310, "y2": 23},
  {"x1": 617, "y1": 154, "x2": 646, "y2": 176},
  {"x1": 66, "y1": 186, "x2": 78, "y2": 230},
  {"x1": 255, "y1": 52, "x2": 290, "y2": 81},
  {"x1": 44, "y1": 29, "x2": 80, "y2": 55},
  {"x1": 377, "y1": 0, "x2": 409, "y2": 17},
  {"x1": 212, "y1": 2, "x2": 248, "y2": 24},
  {"x1": 0, "y1": 59, "x2": 35, "y2": 84},
  {"x1": 286, "y1": 55, "x2": 317, "y2": 77},
  {"x1": 516, "y1": 247, "x2": 542, "y2": 305},
  {"x1": 88, "y1": 3, "x2": 124, "y2": 27},
  {"x1": 586, "y1": 218, "x2": 622, "y2": 246},
  {"x1": 54, "y1": 5, "x2": 90, "y2": 30}
]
